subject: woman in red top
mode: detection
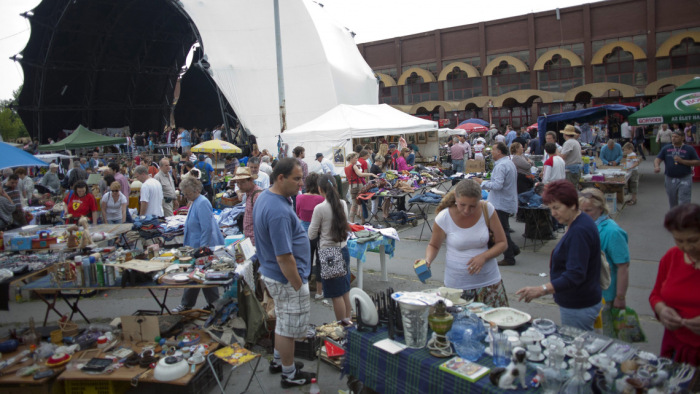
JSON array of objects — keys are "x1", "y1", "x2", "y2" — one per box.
[
  {"x1": 344, "y1": 152, "x2": 376, "y2": 224},
  {"x1": 296, "y1": 173, "x2": 325, "y2": 298},
  {"x1": 64, "y1": 180, "x2": 98, "y2": 224},
  {"x1": 649, "y1": 203, "x2": 700, "y2": 366}
]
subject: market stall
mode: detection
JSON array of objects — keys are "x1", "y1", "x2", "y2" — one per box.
[
  {"x1": 37, "y1": 125, "x2": 126, "y2": 152},
  {"x1": 280, "y1": 104, "x2": 438, "y2": 167},
  {"x1": 344, "y1": 291, "x2": 698, "y2": 393},
  {"x1": 1, "y1": 235, "x2": 263, "y2": 394}
]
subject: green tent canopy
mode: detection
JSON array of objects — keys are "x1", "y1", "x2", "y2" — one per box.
[
  {"x1": 629, "y1": 77, "x2": 700, "y2": 126},
  {"x1": 38, "y1": 125, "x2": 127, "y2": 152}
]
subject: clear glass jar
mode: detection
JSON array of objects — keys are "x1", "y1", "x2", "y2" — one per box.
[{"x1": 561, "y1": 355, "x2": 592, "y2": 394}]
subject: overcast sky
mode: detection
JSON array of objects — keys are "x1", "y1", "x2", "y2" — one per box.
[{"x1": 0, "y1": 0, "x2": 602, "y2": 100}]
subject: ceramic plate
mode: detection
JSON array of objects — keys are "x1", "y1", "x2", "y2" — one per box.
[
  {"x1": 589, "y1": 354, "x2": 615, "y2": 370},
  {"x1": 350, "y1": 288, "x2": 378, "y2": 325},
  {"x1": 481, "y1": 307, "x2": 531, "y2": 329},
  {"x1": 568, "y1": 358, "x2": 592, "y2": 370},
  {"x1": 564, "y1": 346, "x2": 589, "y2": 359},
  {"x1": 527, "y1": 352, "x2": 546, "y2": 362},
  {"x1": 466, "y1": 302, "x2": 487, "y2": 314}
]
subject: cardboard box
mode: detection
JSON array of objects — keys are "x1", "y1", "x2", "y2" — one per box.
[{"x1": 465, "y1": 159, "x2": 485, "y2": 174}]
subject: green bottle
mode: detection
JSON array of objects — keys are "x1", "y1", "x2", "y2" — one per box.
[{"x1": 96, "y1": 260, "x2": 105, "y2": 286}]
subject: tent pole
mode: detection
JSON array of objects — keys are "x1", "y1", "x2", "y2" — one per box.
[{"x1": 273, "y1": 0, "x2": 287, "y2": 138}]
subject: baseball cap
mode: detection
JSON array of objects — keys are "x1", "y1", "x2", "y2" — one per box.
[{"x1": 49, "y1": 163, "x2": 59, "y2": 169}]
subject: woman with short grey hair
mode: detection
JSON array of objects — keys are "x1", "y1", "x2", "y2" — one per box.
[{"x1": 172, "y1": 173, "x2": 224, "y2": 312}]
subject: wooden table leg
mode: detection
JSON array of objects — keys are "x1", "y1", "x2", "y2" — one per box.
[
  {"x1": 148, "y1": 288, "x2": 171, "y2": 314},
  {"x1": 60, "y1": 290, "x2": 90, "y2": 324},
  {"x1": 34, "y1": 291, "x2": 65, "y2": 326}
]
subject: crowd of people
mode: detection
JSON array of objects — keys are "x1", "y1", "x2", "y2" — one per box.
[{"x1": 1, "y1": 118, "x2": 699, "y2": 387}]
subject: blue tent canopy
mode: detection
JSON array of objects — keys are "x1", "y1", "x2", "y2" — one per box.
[
  {"x1": 537, "y1": 104, "x2": 636, "y2": 147},
  {"x1": 0, "y1": 142, "x2": 49, "y2": 170}
]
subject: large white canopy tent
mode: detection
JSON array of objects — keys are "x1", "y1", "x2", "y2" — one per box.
[
  {"x1": 281, "y1": 104, "x2": 438, "y2": 167},
  {"x1": 180, "y1": 0, "x2": 379, "y2": 152}
]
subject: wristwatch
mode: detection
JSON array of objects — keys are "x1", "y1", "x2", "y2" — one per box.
[{"x1": 541, "y1": 284, "x2": 548, "y2": 294}]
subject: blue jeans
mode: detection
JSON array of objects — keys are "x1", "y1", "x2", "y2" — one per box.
[
  {"x1": 559, "y1": 300, "x2": 602, "y2": 331},
  {"x1": 452, "y1": 159, "x2": 464, "y2": 173}
]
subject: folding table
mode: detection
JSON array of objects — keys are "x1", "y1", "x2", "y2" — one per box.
[{"x1": 21, "y1": 275, "x2": 222, "y2": 325}]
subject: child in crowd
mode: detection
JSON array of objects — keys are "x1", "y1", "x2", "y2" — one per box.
[{"x1": 622, "y1": 142, "x2": 639, "y2": 205}]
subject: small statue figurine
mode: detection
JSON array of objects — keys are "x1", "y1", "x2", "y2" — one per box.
[{"x1": 489, "y1": 347, "x2": 528, "y2": 390}]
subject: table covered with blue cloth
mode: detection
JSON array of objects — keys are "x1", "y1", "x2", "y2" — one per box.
[
  {"x1": 344, "y1": 327, "x2": 538, "y2": 394},
  {"x1": 347, "y1": 235, "x2": 395, "y2": 290}
]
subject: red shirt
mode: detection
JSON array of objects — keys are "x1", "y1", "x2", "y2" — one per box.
[
  {"x1": 358, "y1": 158, "x2": 368, "y2": 173},
  {"x1": 295, "y1": 194, "x2": 325, "y2": 222},
  {"x1": 64, "y1": 192, "x2": 98, "y2": 222},
  {"x1": 649, "y1": 247, "x2": 700, "y2": 348},
  {"x1": 345, "y1": 164, "x2": 363, "y2": 184}
]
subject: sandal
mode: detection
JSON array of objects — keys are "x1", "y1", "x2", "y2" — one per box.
[{"x1": 627, "y1": 200, "x2": 637, "y2": 206}]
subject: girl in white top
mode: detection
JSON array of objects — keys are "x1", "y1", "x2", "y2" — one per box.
[
  {"x1": 308, "y1": 174, "x2": 353, "y2": 327},
  {"x1": 418, "y1": 179, "x2": 510, "y2": 307},
  {"x1": 473, "y1": 139, "x2": 486, "y2": 160}
]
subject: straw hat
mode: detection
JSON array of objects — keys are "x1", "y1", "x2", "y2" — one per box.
[
  {"x1": 560, "y1": 124, "x2": 577, "y2": 136},
  {"x1": 230, "y1": 166, "x2": 258, "y2": 181}
]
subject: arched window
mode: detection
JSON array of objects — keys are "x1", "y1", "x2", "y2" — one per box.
[
  {"x1": 657, "y1": 38, "x2": 700, "y2": 79},
  {"x1": 379, "y1": 82, "x2": 399, "y2": 105},
  {"x1": 593, "y1": 47, "x2": 647, "y2": 87},
  {"x1": 537, "y1": 55, "x2": 583, "y2": 91},
  {"x1": 488, "y1": 62, "x2": 530, "y2": 96},
  {"x1": 444, "y1": 67, "x2": 481, "y2": 100},
  {"x1": 403, "y1": 73, "x2": 438, "y2": 104}
]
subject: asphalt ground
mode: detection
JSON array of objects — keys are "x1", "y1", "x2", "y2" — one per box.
[{"x1": 1, "y1": 158, "x2": 698, "y2": 393}]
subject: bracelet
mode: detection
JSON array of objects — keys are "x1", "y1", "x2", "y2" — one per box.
[{"x1": 541, "y1": 284, "x2": 548, "y2": 294}]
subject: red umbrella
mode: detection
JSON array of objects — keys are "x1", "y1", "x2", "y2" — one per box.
[
  {"x1": 455, "y1": 123, "x2": 488, "y2": 133},
  {"x1": 527, "y1": 123, "x2": 538, "y2": 131}
]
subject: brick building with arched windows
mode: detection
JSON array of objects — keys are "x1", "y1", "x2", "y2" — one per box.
[{"x1": 357, "y1": 0, "x2": 700, "y2": 129}]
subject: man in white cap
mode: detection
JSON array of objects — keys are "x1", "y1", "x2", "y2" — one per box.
[
  {"x1": 231, "y1": 167, "x2": 262, "y2": 244},
  {"x1": 39, "y1": 163, "x2": 61, "y2": 193},
  {"x1": 560, "y1": 125, "x2": 583, "y2": 188}
]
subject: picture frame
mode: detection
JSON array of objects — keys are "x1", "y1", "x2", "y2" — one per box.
[
  {"x1": 417, "y1": 132, "x2": 427, "y2": 144},
  {"x1": 428, "y1": 130, "x2": 438, "y2": 141},
  {"x1": 407, "y1": 134, "x2": 416, "y2": 144},
  {"x1": 332, "y1": 146, "x2": 345, "y2": 167}
]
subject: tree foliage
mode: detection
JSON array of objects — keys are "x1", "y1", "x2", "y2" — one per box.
[{"x1": 0, "y1": 86, "x2": 28, "y2": 142}]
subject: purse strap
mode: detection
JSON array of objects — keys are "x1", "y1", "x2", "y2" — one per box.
[{"x1": 481, "y1": 201, "x2": 490, "y2": 231}]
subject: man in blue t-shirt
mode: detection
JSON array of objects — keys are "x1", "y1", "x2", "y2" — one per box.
[
  {"x1": 654, "y1": 130, "x2": 700, "y2": 208},
  {"x1": 195, "y1": 155, "x2": 214, "y2": 203},
  {"x1": 253, "y1": 158, "x2": 315, "y2": 388}
]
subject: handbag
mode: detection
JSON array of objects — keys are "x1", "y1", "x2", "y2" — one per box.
[
  {"x1": 481, "y1": 201, "x2": 495, "y2": 248},
  {"x1": 318, "y1": 247, "x2": 347, "y2": 280}
]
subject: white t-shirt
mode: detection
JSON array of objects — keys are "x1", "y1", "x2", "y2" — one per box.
[
  {"x1": 495, "y1": 134, "x2": 506, "y2": 143},
  {"x1": 254, "y1": 171, "x2": 270, "y2": 189},
  {"x1": 260, "y1": 162, "x2": 273, "y2": 176},
  {"x1": 213, "y1": 129, "x2": 222, "y2": 140},
  {"x1": 140, "y1": 178, "x2": 164, "y2": 216},
  {"x1": 434, "y1": 202, "x2": 501, "y2": 290},
  {"x1": 621, "y1": 122, "x2": 631, "y2": 139},
  {"x1": 543, "y1": 156, "x2": 566, "y2": 184},
  {"x1": 101, "y1": 191, "x2": 128, "y2": 222}
]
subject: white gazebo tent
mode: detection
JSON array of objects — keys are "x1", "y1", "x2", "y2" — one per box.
[{"x1": 280, "y1": 104, "x2": 438, "y2": 167}]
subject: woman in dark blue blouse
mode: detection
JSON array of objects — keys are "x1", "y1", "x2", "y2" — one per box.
[{"x1": 516, "y1": 180, "x2": 602, "y2": 330}]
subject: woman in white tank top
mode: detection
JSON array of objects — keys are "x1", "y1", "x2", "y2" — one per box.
[{"x1": 417, "y1": 179, "x2": 511, "y2": 307}]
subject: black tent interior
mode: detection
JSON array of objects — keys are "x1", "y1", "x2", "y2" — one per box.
[{"x1": 15, "y1": 0, "x2": 237, "y2": 143}]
